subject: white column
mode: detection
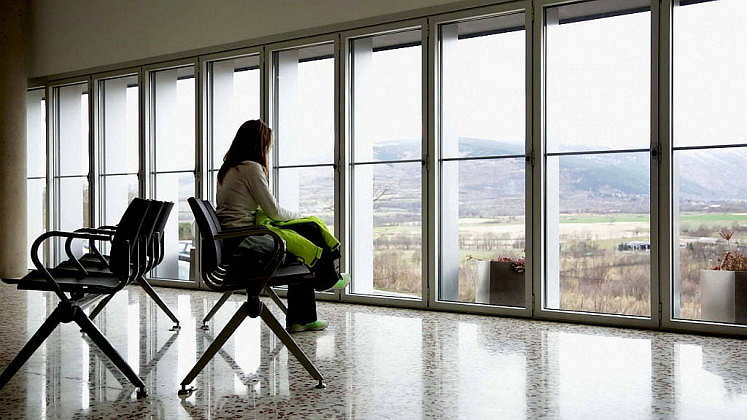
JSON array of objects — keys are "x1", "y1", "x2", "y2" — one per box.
[
  {"x1": 352, "y1": 38, "x2": 375, "y2": 294},
  {"x1": 154, "y1": 69, "x2": 180, "y2": 278},
  {"x1": 276, "y1": 50, "x2": 301, "y2": 213},
  {"x1": 0, "y1": 0, "x2": 29, "y2": 278},
  {"x1": 440, "y1": 23, "x2": 461, "y2": 301},
  {"x1": 545, "y1": 9, "x2": 561, "y2": 308}
]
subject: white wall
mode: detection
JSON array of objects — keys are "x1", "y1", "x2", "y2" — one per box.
[{"x1": 29, "y1": 0, "x2": 469, "y2": 78}]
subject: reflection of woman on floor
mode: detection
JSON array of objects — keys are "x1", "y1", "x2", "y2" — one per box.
[{"x1": 216, "y1": 120, "x2": 348, "y2": 333}]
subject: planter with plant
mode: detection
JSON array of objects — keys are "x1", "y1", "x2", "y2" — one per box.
[
  {"x1": 701, "y1": 230, "x2": 747, "y2": 323},
  {"x1": 471, "y1": 255, "x2": 525, "y2": 307}
]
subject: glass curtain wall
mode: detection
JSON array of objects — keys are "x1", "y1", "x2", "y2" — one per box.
[
  {"x1": 52, "y1": 82, "x2": 91, "y2": 261},
  {"x1": 97, "y1": 75, "x2": 140, "y2": 228},
  {"x1": 148, "y1": 65, "x2": 197, "y2": 282},
  {"x1": 26, "y1": 89, "x2": 47, "y2": 268},
  {"x1": 348, "y1": 28, "x2": 424, "y2": 299},
  {"x1": 543, "y1": 0, "x2": 653, "y2": 317},
  {"x1": 206, "y1": 54, "x2": 261, "y2": 202},
  {"x1": 271, "y1": 43, "x2": 336, "y2": 233},
  {"x1": 437, "y1": 12, "x2": 527, "y2": 307},
  {"x1": 672, "y1": 0, "x2": 747, "y2": 327}
]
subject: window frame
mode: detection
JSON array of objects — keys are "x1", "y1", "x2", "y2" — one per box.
[
  {"x1": 531, "y1": 0, "x2": 661, "y2": 329},
  {"x1": 143, "y1": 58, "x2": 201, "y2": 288},
  {"x1": 429, "y1": 2, "x2": 534, "y2": 316},
  {"x1": 341, "y1": 19, "x2": 429, "y2": 307},
  {"x1": 266, "y1": 34, "x2": 342, "y2": 302},
  {"x1": 92, "y1": 67, "x2": 143, "y2": 231},
  {"x1": 48, "y1": 76, "x2": 94, "y2": 264}
]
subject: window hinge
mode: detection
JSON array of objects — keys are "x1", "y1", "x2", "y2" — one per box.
[{"x1": 651, "y1": 145, "x2": 662, "y2": 163}]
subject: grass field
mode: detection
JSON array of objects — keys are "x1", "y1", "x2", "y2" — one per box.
[{"x1": 366, "y1": 211, "x2": 747, "y2": 320}]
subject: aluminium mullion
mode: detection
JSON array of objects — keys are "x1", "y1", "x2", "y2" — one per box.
[
  {"x1": 545, "y1": 147, "x2": 650, "y2": 157},
  {"x1": 44, "y1": 86, "x2": 52, "y2": 266},
  {"x1": 351, "y1": 159, "x2": 423, "y2": 166},
  {"x1": 100, "y1": 172, "x2": 140, "y2": 177},
  {"x1": 86, "y1": 77, "x2": 95, "y2": 230},
  {"x1": 440, "y1": 154, "x2": 527, "y2": 162},
  {"x1": 54, "y1": 174, "x2": 90, "y2": 180},
  {"x1": 274, "y1": 163, "x2": 336, "y2": 170},
  {"x1": 149, "y1": 169, "x2": 198, "y2": 175},
  {"x1": 672, "y1": 143, "x2": 747, "y2": 152},
  {"x1": 650, "y1": 0, "x2": 662, "y2": 328}
]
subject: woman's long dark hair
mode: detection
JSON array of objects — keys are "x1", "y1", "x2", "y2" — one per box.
[{"x1": 217, "y1": 120, "x2": 272, "y2": 184}]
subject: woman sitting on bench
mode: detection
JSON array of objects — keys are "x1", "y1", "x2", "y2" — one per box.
[{"x1": 216, "y1": 119, "x2": 348, "y2": 333}]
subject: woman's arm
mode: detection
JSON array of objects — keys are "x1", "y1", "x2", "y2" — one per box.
[{"x1": 243, "y1": 163, "x2": 302, "y2": 221}]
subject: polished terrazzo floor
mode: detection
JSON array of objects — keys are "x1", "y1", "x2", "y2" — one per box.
[{"x1": 0, "y1": 285, "x2": 746, "y2": 419}]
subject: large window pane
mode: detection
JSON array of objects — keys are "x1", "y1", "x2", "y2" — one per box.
[
  {"x1": 350, "y1": 29, "x2": 423, "y2": 299},
  {"x1": 545, "y1": 0, "x2": 650, "y2": 154},
  {"x1": 277, "y1": 166, "x2": 334, "y2": 233},
  {"x1": 152, "y1": 173, "x2": 195, "y2": 281},
  {"x1": 674, "y1": 0, "x2": 747, "y2": 149},
  {"x1": 57, "y1": 83, "x2": 89, "y2": 176},
  {"x1": 26, "y1": 178, "x2": 46, "y2": 268},
  {"x1": 103, "y1": 175, "x2": 139, "y2": 225},
  {"x1": 439, "y1": 14, "x2": 525, "y2": 158},
  {"x1": 101, "y1": 75, "x2": 139, "y2": 175},
  {"x1": 274, "y1": 44, "x2": 334, "y2": 166},
  {"x1": 544, "y1": 1, "x2": 651, "y2": 317},
  {"x1": 351, "y1": 31, "x2": 421, "y2": 162},
  {"x1": 27, "y1": 90, "x2": 46, "y2": 178},
  {"x1": 441, "y1": 159, "x2": 526, "y2": 306},
  {"x1": 438, "y1": 13, "x2": 527, "y2": 307},
  {"x1": 208, "y1": 55, "x2": 261, "y2": 169},
  {"x1": 672, "y1": 0, "x2": 747, "y2": 327},
  {"x1": 58, "y1": 177, "x2": 90, "y2": 256},
  {"x1": 352, "y1": 162, "x2": 422, "y2": 298},
  {"x1": 547, "y1": 153, "x2": 651, "y2": 316},
  {"x1": 153, "y1": 67, "x2": 195, "y2": 172}
]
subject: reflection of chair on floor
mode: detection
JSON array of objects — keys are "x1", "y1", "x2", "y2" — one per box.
[
  {"x1": 81, "y1": 325, "x2": 180, "y2": 401},
  {"x1": 59, "y1": 200, "x2": 181, "y2": 331},
  {"x1": 0, "y1": 198, "x2": 155, "y2": 398},
  {"x1": 178, "y1": 198, "x2": 325, "y2": 397}
]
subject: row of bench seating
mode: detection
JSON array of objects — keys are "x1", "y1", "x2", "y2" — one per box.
[{"x1": 0, "y1": 197, "x2": 325, "y2": 398}]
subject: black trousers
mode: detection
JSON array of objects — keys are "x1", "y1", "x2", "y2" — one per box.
[{"x1": 286, "y1": 281, "x2": 317, "y2": 327}]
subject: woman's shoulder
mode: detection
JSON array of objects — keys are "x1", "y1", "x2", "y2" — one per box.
[{"x1": 234, "y1": 160, "x2": 264, "y2": 173}]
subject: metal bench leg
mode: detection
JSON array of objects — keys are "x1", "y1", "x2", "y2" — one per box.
[
  {"x1": 88, "y1": 293, "x2": 115, "y2": 321},
  {"x1": 0, "y1": 306, "x2": 63, "y2": 389},
  {"x1": 259, "y1": 304, "x2": 325, "y2": 389},
  {"x1": 139, "y1": 280, "x2": 180, "y2": 330},
  {"x1": 201, "y1": 292, "x2": 232, "y2": 330},
  {"x1": 74, "y1": 308, "x2": 147, "y2": 398},
  {"x1": 179, "y1": 301, "x2": 250, "y2": 396},
  {"x1": 264, "y1": 286, "x2": 288, "y2": 315}
]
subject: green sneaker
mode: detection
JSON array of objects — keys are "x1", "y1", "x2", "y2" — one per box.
[
  {"x1": 332, "y1": 273, "x2": 351, "y2": 289},
  {"x1": 288, "y1": 320, "x2": 329, "y2": 333}
]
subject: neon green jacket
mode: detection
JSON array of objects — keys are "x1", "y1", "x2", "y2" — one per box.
[{"x1": 255, "y1": 210, "x2": 339, "y2": 267}]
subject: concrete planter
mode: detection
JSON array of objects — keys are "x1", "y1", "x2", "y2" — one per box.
[
  {"x1": 474, "y1": 260, "x2": 524, "y2": 307},
  {"x1": 700, "y1": 270, "x2": 747, "y2": 323}
]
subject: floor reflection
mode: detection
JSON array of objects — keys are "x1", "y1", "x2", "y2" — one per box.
[{"x1": 0, "y1": 285, "x2": 746, "y2": 419}]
